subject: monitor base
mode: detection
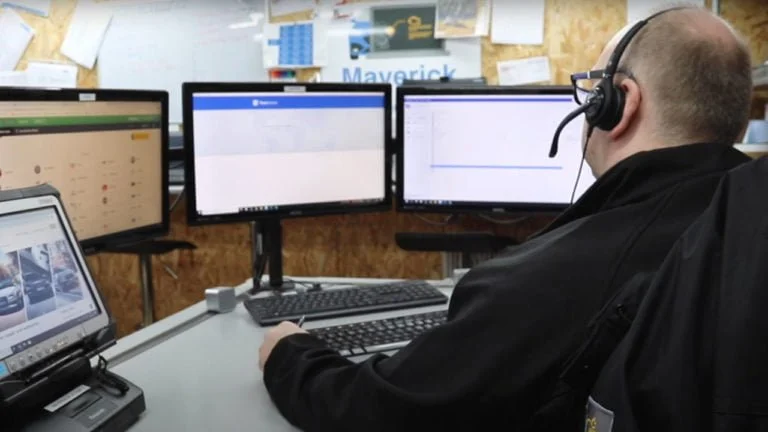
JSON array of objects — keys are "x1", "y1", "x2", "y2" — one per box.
[{"x1": 256, "y1": 279, "x2": 296, "y2": 293}]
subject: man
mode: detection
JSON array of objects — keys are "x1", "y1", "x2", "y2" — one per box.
[{"x1": 258, "y1": 6, "x2": 754, "y2": 431}]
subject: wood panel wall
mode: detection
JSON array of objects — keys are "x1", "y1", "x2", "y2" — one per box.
[{"x1": 10, "y1": 0, "x2": 768, "y2": 336}]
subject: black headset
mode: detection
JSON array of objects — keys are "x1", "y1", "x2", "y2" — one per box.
[
  {"x1": 585, "y1": 6, "x2": 690, "y2": 131},
  {"x1": 548, "y1": 6, "x2": 692, "y2": 159}
]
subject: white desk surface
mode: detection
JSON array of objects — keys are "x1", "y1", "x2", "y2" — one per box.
[{"x1": 103, "y1": 277, "x2": 454, "y2": 431}]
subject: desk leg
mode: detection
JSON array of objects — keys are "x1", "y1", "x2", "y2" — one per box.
[{"x1": 139, "y1": 253, "x2": 155, "y2": 327}]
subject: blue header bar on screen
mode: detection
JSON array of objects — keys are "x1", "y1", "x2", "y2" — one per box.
[
  {"x1": 193, "y1": 94, "x2": 386, "y2": 111},
  {"x1": 404, "y1": 97, "x2": 573, "y2": 103}
]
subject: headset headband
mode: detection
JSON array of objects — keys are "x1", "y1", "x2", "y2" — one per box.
[{"x1": 604, "y1": 6, "x2": 691, "y2": 83}]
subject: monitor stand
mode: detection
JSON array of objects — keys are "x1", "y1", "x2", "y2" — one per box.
[
  {"x1": 103, "y1": 239, "x2": 197, "y2": 327},
  {"x1": 250, "y1": 219, "x2": 295, "y2": 294}
]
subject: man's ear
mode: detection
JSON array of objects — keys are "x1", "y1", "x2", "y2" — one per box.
[{"x1": 608, "y1": 78, "x2": 641, "y2": 140}]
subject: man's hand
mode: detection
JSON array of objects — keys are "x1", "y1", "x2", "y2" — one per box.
[{"x1": 259, "y1": 321, "x2": 308, "y2": 371}]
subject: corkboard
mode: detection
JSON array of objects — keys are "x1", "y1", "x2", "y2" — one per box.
[{"x1": 9, "y1": 0, "x2": 768, "y2": 337}]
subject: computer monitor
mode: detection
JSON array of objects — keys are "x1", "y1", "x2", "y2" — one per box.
[
  {"x1": 0, "y1": 88, "x2": 170, "y2": 253},
  {"x1": 182, "y1": 82, "x2": 391, "y2": 289},
  {"x1": 0, "y1": 186, "x2": 111, "y2": 381},
  {"x1": 392, "y1": 77, "x2": 486, "y2": 143},
  {"x1": 397, "y1": 86, "x2": 596, "y2": 214},
  {"x1": 400, "y1": 77, "x2": 487, "y2": 87}
]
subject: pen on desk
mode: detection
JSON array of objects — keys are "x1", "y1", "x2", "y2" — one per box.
[{"x1": 296, "y1": 315, "x2": 306, "y2": 328}]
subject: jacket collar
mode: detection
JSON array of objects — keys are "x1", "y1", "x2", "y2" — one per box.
[{"x1": 539, "y1": 142, "x2": 750, "y2": 235}]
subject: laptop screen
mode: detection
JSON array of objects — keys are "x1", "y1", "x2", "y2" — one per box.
[{"x1": 0, "y1": 206, "x2": 101, "y2": 373}]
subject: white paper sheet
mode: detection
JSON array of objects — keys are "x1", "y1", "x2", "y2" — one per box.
[
  {"x1": 0, "y1": 70, "x2": 27, "y2": 86},
  {"x1": 496, "y1": 56, "x2": 551, "y2": 86},
  {"x1": 269, "y1": 0, "x2": 315, "y2": 17},
  {"x1": 627, "y1": 0, "x2": 705, "y2": 23},
  {"x1": 490, "y1": 0, "x2": 545, "y2": 45},
  {"x1": 25, "y1": 61, "x2": 78, "y2": 88},
  {"x1": 475, "y1": 0, "x2": 490, "y2": 37},
  {"x1": 60, "y1": 0, "x2": 112, "y2": 69},
  {"x1": 1, "y1": 0, "x2": 51, "y2": 17},
  {"x1": 0, "y1": 8, "x2": 34, "y2": 71}
]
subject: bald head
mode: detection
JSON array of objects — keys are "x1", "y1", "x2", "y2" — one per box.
[{"x1": 616, "y1": 6, "x2": 753, "y2": 145}]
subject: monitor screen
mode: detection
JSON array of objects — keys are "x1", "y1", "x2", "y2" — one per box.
[
  {"x1": 0, "y1": 201, "x2": 108, "y2": 376},
  {"x1": 0, "y1": 89, "x2": 169, "y2": 252},
  {"x1": 183, "y1": 83, "x2": 392, "y2": 224},
  {"x1": 397, "y1": 87, "x2": 596, "y2": 213}
]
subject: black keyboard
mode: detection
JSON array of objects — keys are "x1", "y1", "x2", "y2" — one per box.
[
  {"x1": 309, "y1": 310, "x2": 448, "y2": 357},
  {"x1": 243, "y1": 280, "x2": 448, "y2": 326}
]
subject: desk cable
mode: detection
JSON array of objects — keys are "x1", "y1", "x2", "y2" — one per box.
[{"x1": 94, "y1": 356, "x2": 129, "y2": 398}]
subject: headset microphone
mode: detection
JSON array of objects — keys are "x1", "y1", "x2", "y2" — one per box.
[{"x1": 548, "y1": 101, "x2": 594, "y2": 158}]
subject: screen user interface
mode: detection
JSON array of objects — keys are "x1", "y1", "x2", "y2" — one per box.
[
  {"x1": 0, "y1": 207, "x2": 100, "y2": 367},
  {"x1": 0, "y1": 100, "x2": 164, "y2": 241},
  {"x1": 190, "y1": 91, "x2": 387, "y2": 216},
  {"x1": 402, "y1": 93, "x2": 595, "y2": 208}
]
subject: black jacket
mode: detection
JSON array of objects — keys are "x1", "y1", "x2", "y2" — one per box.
[
  {"x1": 263, "y1": 143, "x2": 750, "y2": 432},
  {"x1": 587, "y1": 157, "x2": 768, "y2": 431}
]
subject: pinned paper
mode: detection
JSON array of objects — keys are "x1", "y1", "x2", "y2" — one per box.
[
  {"x1": 269, "y1": 0, "x2": 315, "y2": 18},
  {"x1": 25, "y1": 61, "x2": 78, "y2": 88},
  {"x1": 59, "y1": 0, "x2": 112, "y2": 69},
  {"x1": 490, "y1": 0, "x2": 545, "y2": 45},
  {"x1": 1, "y1": 0, "x2": 51, "y2": 17},
  {"x1": 496, "y1": 56, "x2": 551, "y2": 86},
  {"x1": 0, "y1": 8, "x2": 34, "y2": 71},
  {"x1": 435, "y1": 0, "x2": 490, "y2": 39},
  {"x1": 263, "y1": 20, "x2": 328, "y2": 68}
]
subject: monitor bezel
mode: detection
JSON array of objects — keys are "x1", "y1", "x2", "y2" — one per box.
[
  {"x1": 0, "y1": 192, "x2": 111, "y2": 377},
  {"x1": 396, "y1": 85, "x2": 583, "y2": 215},
  {"x1": 182, "y1": 82, "x2": 393, "y2": 226},
  {"x1": 0, "y1": 87, "x2": 170, "y2": 254}
]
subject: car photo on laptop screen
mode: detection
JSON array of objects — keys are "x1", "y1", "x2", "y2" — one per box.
[
  {"x1": 0, "y1": 250, "x2": 26, "y2": 331},
  {"x1": 19, "y1": 244, "x2": 56, "y2": 320},
  {"x1": 51, "y1": 239, "x2": 84, "y2": 302}
]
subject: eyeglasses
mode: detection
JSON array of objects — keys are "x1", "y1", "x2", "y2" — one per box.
[{"x1": 570, "y1": 68, "x2": 635, "y2": 105}]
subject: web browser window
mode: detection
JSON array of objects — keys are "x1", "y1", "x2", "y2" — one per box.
[
  {"x1": 190, "y1": 92, "x2": 387, "y2": 216},
  {"x1": 0, "y1": 101, "x2": 164, "y2": 240}
]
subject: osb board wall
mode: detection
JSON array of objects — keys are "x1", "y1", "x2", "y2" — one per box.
[{"x1": 13, "y1": 0, "x2": 768, "y2": 336}]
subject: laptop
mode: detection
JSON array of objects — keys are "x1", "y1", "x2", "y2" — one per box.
[{"x1": 0, "y1": 185, "x2": 144, "y2": 430}]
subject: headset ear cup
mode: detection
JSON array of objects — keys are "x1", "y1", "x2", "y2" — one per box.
[
  {"x1": 584, "y1": 86, "x2": 605, "y2": 128},
  {"x1": 602, "y1": 86, "x2": 626, "y2": 131},
  {"x1": 590, "y1": 84, "x2": 625, "y2": 131}
]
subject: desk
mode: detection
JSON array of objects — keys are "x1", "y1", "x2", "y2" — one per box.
[{"x1": 99, "y1": 277, "x2": 454, "y2": 431}]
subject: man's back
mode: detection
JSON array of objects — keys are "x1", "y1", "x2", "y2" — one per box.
[
  {"x1": 263, "y1": 143, "x2": 749, "y2": 431},
  {"x1": 589, "y1": 157, "x2": 768, "y2": 431}
]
